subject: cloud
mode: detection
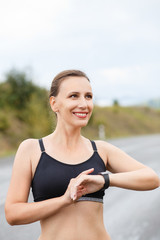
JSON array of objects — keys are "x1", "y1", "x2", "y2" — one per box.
[
  {"x1": 0, "y1": 0, "x2": 160, "y2": 105},
  {"x1": 99, "y1": 65, "x2": 148, "y2": 85},
  {"x1": 0, "y1": 0, "x2": 68, "y2": 39},
  {"x1": 99, "y1": 63, "x2": 160, "y2": 85},
  {"x1": 92, "y1": 63, "x2": 160, "y2": 105}
]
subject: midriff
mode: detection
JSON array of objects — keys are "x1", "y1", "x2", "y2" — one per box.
[{"x1": 38, "y1": 201, "x2": 111, "y2": 240}]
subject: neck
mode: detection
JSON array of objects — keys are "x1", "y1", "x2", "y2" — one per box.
[{"x1": 51, "y1": 122, "x2": 83, "y2": 149}]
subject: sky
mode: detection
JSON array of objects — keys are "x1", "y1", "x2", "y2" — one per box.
[{"x1": 0, "y1": 0, "x2": 160, "y2": 106}]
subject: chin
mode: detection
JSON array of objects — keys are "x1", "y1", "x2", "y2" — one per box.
[{"x1": 73, "y1": 120, "x2": 89, "y2": 128}]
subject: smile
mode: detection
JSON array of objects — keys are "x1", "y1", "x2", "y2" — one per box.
[{"x1": 73, "y1": 112, "x2": 88, "y2": 118}]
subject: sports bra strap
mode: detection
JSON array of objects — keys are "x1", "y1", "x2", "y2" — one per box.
[
  {"x1": 39, "y1": 139, "x2": 45, "y2": 152},
  {"x1": 90, "y1": 140, "x2": 97, "y2": 152},
  {"x1": 39, "y1": 139, "x2": 96, "y2": 153}
]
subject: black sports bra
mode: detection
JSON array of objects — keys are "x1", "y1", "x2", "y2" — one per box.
[{"x1": 31, "y1": 139, "x2": 107, "y2": 203}]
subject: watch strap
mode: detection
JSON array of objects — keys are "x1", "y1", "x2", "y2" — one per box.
[{"x1": 98, "y1": 172, "x2": 110, "y2": 190}]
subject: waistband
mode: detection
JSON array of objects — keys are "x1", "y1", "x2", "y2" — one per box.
[{"x1": 77, "y1": 197, "x2": 103, "y2": 203}]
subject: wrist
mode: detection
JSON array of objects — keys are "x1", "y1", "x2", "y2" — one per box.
[
  {"x1": 61, "y1": 195, "x2": 73, "y2": 207},
  {"x1": 98, "y1": 172, "x2": 110, "y2": 190}
]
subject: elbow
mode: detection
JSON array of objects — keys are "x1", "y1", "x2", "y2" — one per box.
[
  {"x1": 6, "y1": 218, "x2": 16, "y2": 226},
  {"x1": 148, "y1": 170, "x2": 160, "y2": 190},
  {"x1": 5, "y1": 211, "x2": 15, "y2": 226},
  {"x1": 5, "y1": 204, "x2": 19, "y2": 226},
  {"x1": 153, "y1": 174, "x2": 160, "y2": 189}
]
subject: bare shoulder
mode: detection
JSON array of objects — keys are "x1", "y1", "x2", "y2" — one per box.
[
  {"x1": 95, "y1": 140, "x2": 146, "y2": 173},
  {"x1": 95, "y1": 139, "x2": 127, "y2": 155},
  {"x1": 93, "y1": 140, "x2": 113, "y2": 166},
  {"x1": 17, "y1": 138, "x2": 39, "y2": 156},
  {"x1": 19, "y1": 138, "x2": 39, "y2": 149},
  {"x1": 14, "y1": 138, "x2": 40, "y2": 166},
  {"x1": 94, "y1": 140, "x2": 115, "y2": 152},
  {"x1": 94, "y1": 139, "x2": 119, "y2": 161}
]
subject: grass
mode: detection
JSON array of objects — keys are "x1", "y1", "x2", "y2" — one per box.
[
  {"x1": 82, "y1": 105, "x2": 160, "y2": 139},
  {"x1": 0, "y1": 105, "x2": 160, "y2": 157}
]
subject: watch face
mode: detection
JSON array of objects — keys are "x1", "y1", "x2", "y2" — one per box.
[
  {"x1": 99, "y1": 171, "x2": 109, "y2": 175},
  {"x1": 103, "y1": 171, "x2": 110, "y2": 174}
]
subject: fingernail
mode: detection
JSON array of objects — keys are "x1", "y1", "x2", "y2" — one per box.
[{"x1": 71, "y1": 194, "x2": 74, "y2": 199}]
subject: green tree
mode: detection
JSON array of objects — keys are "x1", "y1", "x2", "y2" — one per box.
[
  {"x1": 113, "y1": 99, "x2": 119, "y2": 107},
  {"x1": 0, "y1": 82, "x2": 10, "y2": 108},
  {"x1": 5, "y1": 69, "x2": 36, "y2": 109},
  {"x1": 25, "y1": 90, "x2": 54, "y2": 137}
]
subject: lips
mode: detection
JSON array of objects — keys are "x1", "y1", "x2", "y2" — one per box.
[{"x1": 73, "y1": 112, "x2": 88, "y2": 118}]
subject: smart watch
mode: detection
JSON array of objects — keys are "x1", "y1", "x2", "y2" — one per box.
[{"x1": 98, "y1": 172, "x2": 110, "y2": 190}]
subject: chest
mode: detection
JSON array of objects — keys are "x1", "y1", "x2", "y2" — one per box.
[{"x1": 31, "y1": 152, "x2": 106, "y2": 202}]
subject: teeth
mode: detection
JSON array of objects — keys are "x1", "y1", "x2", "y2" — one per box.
[{"x1": 75, "y1": 113, "x2": 87, "y2": 116}]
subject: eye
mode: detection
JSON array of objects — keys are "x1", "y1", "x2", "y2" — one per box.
[
  {"x1": 86, "y1": 94, "x2": 93, "y2": 99},
  {"x1": 70, "y1": 94, "x2": 78, "y2": 98}
]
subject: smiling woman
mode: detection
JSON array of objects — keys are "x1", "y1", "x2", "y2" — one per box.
[
  {"x1": 5, "y1": 70, "x2": 159, "y2": 240},
  {"x1": 49, "y1": 72, "x2": 93, "y2": 130}
]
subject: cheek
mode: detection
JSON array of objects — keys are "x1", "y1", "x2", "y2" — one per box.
[
  {"x1": 58, "y1": 101, "x2": 77, "y2": 113},
  {"x1": 89, "y1": 102, "x2": 94, "y2": 111},
  {"x1": 67, "y1": 101, "x2": 79, "y2": 110}
]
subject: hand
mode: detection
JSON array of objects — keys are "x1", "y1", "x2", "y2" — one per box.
[
  {"x1": 70, "y1": 168, "x2": 105, "y2": 201},
  {"x1": 63, "y1": 168, "x2": 95, "y2": 204}
]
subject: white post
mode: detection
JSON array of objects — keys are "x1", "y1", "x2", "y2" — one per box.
[{"x1": 98, "y1": 124, "x2": 105, "y2": 140}]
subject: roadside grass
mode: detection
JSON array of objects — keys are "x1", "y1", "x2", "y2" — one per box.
[
  {"x1": 1, "y1": 106, "x2": 160, "y2": 157},
  {"x1": 82, "y1": 106, "x2": 160, "y2": 139}
]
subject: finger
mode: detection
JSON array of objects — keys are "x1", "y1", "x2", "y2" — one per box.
[
  {"x1": 79, "y1": 168, "x2": 94, "y2": 176},
  {"x1": 79, "y1": 187, "x2": 87, "y2": 196},
  {"x1": 70, "y1": 182, "x2": 85, "y2": 200},
  {"x1": 76, "y1": 186, "x2": 87, "y2": 199},
  {"x1": 70, "y1": 188, "x2": 77, "y2": 200},
  {"x1": 74, "y1": 175, "x2": 89, "y2": 188},
  {"x1": 77, "y1": 185, "x2": 87, "y2": 194},
  {"x1": 70, "y1": 171, "x2": 93, "y2": 200},
  {"x1": 70, "y1": 184, "x2": 78, "y2": 200},
  {"x1": 70, "y1": 192, "x2": 76, "y2": 200}
]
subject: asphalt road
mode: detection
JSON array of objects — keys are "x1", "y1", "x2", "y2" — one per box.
[{"x1": 0, "y1": 134, "x2": 160, "y2": 240}]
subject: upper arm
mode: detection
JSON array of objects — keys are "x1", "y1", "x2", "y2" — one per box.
[
  {"x1": 5, "y1": 139, "x2": 35, "y2": 206},
  {"x1": 105, "y1": 142, "x2": 147, "y2": 173}
]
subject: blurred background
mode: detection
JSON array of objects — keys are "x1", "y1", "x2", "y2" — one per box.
[
  {"x1": 0, "y1": 0, "x2": 160, "y2": 156},
  {"x1": 0, "y1": 1, "x2": 160, "y2": 240}
]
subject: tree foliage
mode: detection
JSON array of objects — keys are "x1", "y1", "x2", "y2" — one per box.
[
  {"x1": 2, "y1": 69, "x2": 37, "y2": 109},
  {"x1": 0, "y1": 69, "x2": 53, "y2": 149}
]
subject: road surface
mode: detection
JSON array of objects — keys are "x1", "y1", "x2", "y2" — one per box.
[{"x1": 0, "y1": 134, "x2": 160, "y2": 240}]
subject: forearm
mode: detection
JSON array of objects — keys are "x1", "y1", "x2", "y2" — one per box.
[
  {"x1": 109, "y1": 167, "x2": 159, "y2": 191},
  {"x1": 5, "y1": 195, "x2": 70, "y2": 225}
]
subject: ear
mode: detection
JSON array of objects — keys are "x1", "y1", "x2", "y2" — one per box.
[{"x1": 49, "y1": 96, "x2": 59, "y2": 113}]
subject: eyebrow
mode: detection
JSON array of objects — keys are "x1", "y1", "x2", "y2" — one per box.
[{"x1": 67, "y1": 91, "x2": 93, "y2": 95}]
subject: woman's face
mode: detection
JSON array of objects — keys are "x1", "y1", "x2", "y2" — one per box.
[{"x1": 51, "y1": 76, "x2": 93, "y2": 128}]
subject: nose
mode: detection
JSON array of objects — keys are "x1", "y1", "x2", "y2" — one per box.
[{"x1": 78, "y1": 96, "x2": 88, "y2": 109}]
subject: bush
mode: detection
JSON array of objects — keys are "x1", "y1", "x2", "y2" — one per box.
[
  {"x1": 5, "y1": 69, "x2": 37, "y2": 109},
  {"x1": 0, "y1": 113, "x2": 10, "y2": 132}
]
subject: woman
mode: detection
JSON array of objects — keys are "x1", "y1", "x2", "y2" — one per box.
[{"x1": 5, "y1": 70, "x2": 159, "y2": 240}]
